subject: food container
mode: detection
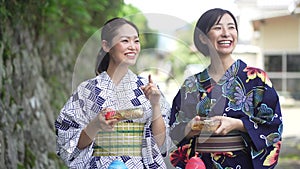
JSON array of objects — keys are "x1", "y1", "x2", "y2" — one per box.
[
  {"x1": 191, "y1": 117, "x2": 221, "y2": 132},
  {"x1": 104, "y1": 108, "x2": 144, "y2": 120}
]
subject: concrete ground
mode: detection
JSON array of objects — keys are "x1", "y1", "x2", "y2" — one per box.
[
  {"x1": 277, "y1": 104, "x2": 300, "y2": 169},
  {"x1": 281, "y1": 105, "x2": 300, "y2": 138}
]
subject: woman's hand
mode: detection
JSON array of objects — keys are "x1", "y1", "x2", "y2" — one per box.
[
  {"x1": 77, "y1": 108, "x2": 118, "y2": 149},
  {"x1": 140, "y1": 74, "x2": 161, "y2": 106},
  {"x1": 95, "y1": 108, "x2": 119, "y2": 132},
  {"x1": 185, "y1": 116, "x2": 202, "y2": 138},
  {"x1": 211, "y1": 116, "x2": 246, "y2": 135}
]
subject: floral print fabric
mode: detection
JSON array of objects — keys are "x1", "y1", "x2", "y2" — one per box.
[{"x1": 169, "y1": 59, "x2": 282, "y2": 169}]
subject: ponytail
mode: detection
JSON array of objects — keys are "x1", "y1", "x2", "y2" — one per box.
[{"x1": 95, "y1": 48, "x2": 109, "y2": 75}]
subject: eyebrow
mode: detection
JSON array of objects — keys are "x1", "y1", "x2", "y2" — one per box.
[
  {"x1": 215, "y1": 22, "x2": 235, "y2": 26},
  {"x1": 120, "y1": 35, "x2": 139, "y2": 38}
]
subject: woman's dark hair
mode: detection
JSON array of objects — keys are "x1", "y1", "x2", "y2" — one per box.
[
  {"x1": 193, "y1": 8, "x2": 238, "y2": 56},
  {"x1": 95, "y1": 18, "x2": 139, "y2": 75}
]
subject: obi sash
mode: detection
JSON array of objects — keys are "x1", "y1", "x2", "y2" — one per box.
[
  {"x1": 195, "y1": 132, "x2": 245, "y2": 153},
  {"x1": 93, "y1": 122, "x2": 145, "y2": 156}
]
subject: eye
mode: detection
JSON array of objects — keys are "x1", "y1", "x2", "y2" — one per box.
[
  {"x1": 229, "y1": 25, "x2": 236, "y2": 30},
  {"x1": 135, "y1": 39, "x2": 140, "y2": 43},
  {"x1": 121, "y1": 39, "x2": 129, "y2": 43},
  {"x1": 212, "y1": 25, "x2": 221, "y2": 30}
]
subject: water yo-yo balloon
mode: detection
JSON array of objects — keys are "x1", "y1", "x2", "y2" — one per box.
[
  {"x1": 186, "y1": 155, "x2": 206, "y2": 169},
  {"x1": 108, "y1": 160, "x2": 128, "y2": 169}
]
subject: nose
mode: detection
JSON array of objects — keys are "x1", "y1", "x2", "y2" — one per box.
[
  {"x1": 221, "y1": 28, "x2": 230, "y2": 37},
  {"x1": 128, "y1": 40, "x2": 136, "y2": 50}
]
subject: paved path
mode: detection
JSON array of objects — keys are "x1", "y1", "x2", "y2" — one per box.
[{"x1": 281, "y1": 106, "x2": 300, "y2": 138}]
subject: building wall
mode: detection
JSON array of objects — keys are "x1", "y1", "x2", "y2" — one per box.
[
  {"x1": 233, "y1": 44, "x2": 263, "y2": 69},
  {"x1": 257, "y1": 14, "x2": 300, "y2": 52},
  {"x1": 252, "y1": 13, "x2": 300, "y2": 100}
]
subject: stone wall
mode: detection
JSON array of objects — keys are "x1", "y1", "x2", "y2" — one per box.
[{"x1": 0, "y1": 22, "x2": 75, "y2": 168}]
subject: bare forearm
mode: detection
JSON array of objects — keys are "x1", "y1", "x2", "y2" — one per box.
[
  {"x1": 77, "y1": 118, "x2": 100, "y2": 149},
  {"x1": 151, "y1": 104, "x2": 166, "y2": 146}
]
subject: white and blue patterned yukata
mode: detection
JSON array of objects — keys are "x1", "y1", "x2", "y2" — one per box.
[{"x1": 55, "y1": 70, "x2": 171, "y2": 169}]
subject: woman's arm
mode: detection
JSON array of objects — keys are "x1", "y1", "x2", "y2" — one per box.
[
  {"x1": 151, "y1": 104, "x2": 166, "y2": 146},
  {"x1": 77, "y1": 110, "x2": 118, "y2": 149},
  {"x1": 141, "y1": 75, "x2": 166, "y2": 146}
]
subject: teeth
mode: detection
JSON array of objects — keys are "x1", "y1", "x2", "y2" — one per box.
[
  {"x1": 126, "y1": 53, "x2": 135, "y2": 56},
  {"x1": 219, "y1": 41, "x2": 231, "y2": 44}
]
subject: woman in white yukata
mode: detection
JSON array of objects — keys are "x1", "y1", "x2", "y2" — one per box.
[{"x1": 55, "y1": 18, "x2": 171, "y2": 169}]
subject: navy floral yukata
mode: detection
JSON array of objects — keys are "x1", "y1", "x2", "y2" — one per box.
[{"x1": 169, "y1": 59, "x2": 283, "y2": 169}]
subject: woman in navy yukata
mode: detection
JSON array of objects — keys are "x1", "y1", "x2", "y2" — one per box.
[
  {"x1": 169, "y1": 8, "x2": 283, "y2": 169},
  {"x1": 55, "y1": 18, "x2": 171, "y2": 169}
]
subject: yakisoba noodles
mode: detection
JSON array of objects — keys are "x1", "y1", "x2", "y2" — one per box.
[
  {"x1": 104, "y1": 108, "x2": 144, "y2": 120},
  {"x1": 192, "y1": 117, "x2": 221, "y2": 132}
]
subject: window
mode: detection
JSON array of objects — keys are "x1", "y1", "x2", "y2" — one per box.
[
  {"x1": 264, "y1": 54, "x2": 282, "y2": 72},
  {"x1": 287, "y1": 54, "x2": 300, "y2": 72},
  {"x1": 264, "y1": 52, "x2": 300, "y2": 100},
  {"x1": 287, "y1": 79, "x2": 300, "y2": 99},
  {"x1": 270, "y1": 78, "x2": 282, "y2": 91}
]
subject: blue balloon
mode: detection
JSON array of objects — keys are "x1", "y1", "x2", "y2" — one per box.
[{"x1": 108, "y1": 160, "x2": 128, "y2": 169}]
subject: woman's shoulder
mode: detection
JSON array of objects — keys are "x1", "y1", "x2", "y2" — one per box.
[
  {"x1": 237, "y1": 59, "x2": 265, "y2": 72},
  {"x1": 74, "y1": 74, "x2": 105, "y2": 93},
  {"x1": 81, "y1": 76, "x2": 100, "y2": 86},
  {"x1": 237, "y1": 59, "x2": 273, "y2": 87}
]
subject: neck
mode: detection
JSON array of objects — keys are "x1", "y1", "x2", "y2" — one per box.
[
  {"x1": 210, "y1": 54, "x2": 235, "y2": 73},
  {"x1": 208, "y1": 54, "x2": 235, "y2": 82},
  {"x1": 107, "y1": 64, "x2": 129, "y2": 85}
]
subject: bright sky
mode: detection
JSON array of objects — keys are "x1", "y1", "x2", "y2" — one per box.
[
  {"x1": 124, "y1": 0, "x2": 242, "y2": 41},
  {"x1": 124, "y1": 0, "x2": 253, "y2": 47},
  {"x1": 125, "y1": 0, "x2": 295, "y2": 22},
  {"x1": 125, "y1": 0, "x2": 239, "y2": 23},
  {"x1": 124, "y1": 0, "x2": 295, "y2": 42}
]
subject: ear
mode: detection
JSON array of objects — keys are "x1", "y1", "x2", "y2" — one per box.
[
  {"x1": 199, "y1": 34, "x2": 208, "y2": 45},
  {"x1": 102, "y1": 40, "x2": 110, "y2": 52}
]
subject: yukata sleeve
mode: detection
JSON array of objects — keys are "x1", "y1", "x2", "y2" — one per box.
[
  {"x1": 169, "y1": 90, "x2": 186, "y2": 145},
  {"x1": 55, "y1": 83, "x2": 95, "y2": 168},
  {"x1": 241, "y1": 81, "x2": 283, "y2": 151},
  {"x1": 169, "y1": 79, "x2": 199, "y2": 146}
]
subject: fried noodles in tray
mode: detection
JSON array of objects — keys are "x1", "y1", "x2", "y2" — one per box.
[
  {"x1": 104, "y1": 108, "x2": 144, "y2": 120},
  {"x1": 192, "y1": 117, "x2": 221, "y2": 132}
]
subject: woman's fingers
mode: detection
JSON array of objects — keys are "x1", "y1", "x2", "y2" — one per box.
[
  {"x1": 98, "y1": 108, "x2": 119, "y2": 131},
  {"x1": 140, "y1": 74, "x2": 160, "y2": 103},
  {"x1": 213, "y1": 116, "x2": 232, "y2": 135},
  {"x1": 148, "y1": 74, "x2": 153, "y2": 84}
]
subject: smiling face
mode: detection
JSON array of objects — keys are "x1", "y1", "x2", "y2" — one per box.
[
  {"x1": 106, "y1": 24, "x2": 140, "y2": 69},
  {"x1": 206, "y1": 13, "x2": 238, "y2": 57}
]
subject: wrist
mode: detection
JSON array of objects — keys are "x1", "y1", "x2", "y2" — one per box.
[
  {"x1": 85, "y1": 116, "x2": 102, "y2": 136},
  {"x1": 235, "y1": 119, "x2": 246, "y2": 132},
  {"x1": 77, "y1": 118, "x2": 101, "y2": 149},
  {"x1": 151, "y1": 102, "x2": 160, "y2": 108},
  {"x1": 151, "y1": 105, "x2": 162, "y2": 120}
]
